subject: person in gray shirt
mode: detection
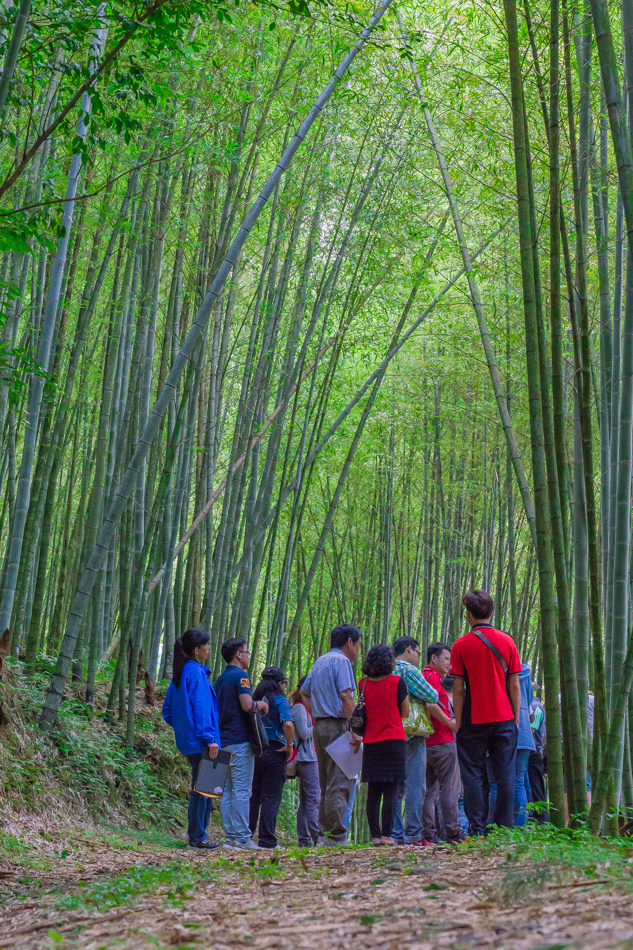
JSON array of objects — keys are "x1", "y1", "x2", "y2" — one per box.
[
  {"x1": 290, "y1": 675, "x2": 320, "y2": 846},
  {"x1": 300, "y1": 624, "x2": 362, "y2": 845}
]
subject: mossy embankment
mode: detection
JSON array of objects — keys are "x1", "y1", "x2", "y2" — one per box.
[
  {"x1": 0, "y1": 659, "x2": 300, "y2": 867},
  {"x1": 0, "y1": 659, "x2": 191, "y2": 846}
]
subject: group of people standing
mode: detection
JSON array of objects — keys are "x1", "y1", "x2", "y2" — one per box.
[
  {"x1": 162, "y1": 588, "x2": 548, "y2": 849},
  {"x1": 163, "y1": 632, "x2": 322, "y2": 849}
]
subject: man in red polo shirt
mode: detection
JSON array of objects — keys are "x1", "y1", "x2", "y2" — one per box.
[
  {"x1": 422, "y1": 643, "x2": 464, "y2": 844},
  {"x1": 451, "y1": 590, "x2": 521, "y2": 835}
]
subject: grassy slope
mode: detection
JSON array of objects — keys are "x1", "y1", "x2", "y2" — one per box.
[{"x1": 0, "y1": 660, "x2": 191, "y2": 840}]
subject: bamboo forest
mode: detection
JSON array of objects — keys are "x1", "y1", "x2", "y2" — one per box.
[{"x1": 3, "y1": 0, "x2": 633, "y2": 943}]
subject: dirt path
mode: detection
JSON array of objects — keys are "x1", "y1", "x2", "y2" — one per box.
[{"x1": 1, "y1": 837, "x2": 633, "y2": 950}]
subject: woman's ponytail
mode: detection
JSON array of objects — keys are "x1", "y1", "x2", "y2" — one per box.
[
  {"x1": 172, "y1": 628, "x2": 210, "y2": 687},
  {"x1": 173, "y1": 638, "x2": 187, "y2": 688}
]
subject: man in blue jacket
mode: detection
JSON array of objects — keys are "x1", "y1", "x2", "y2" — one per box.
[{"x1": 163, "y1": 630, "x2": 222, "y2": 849}]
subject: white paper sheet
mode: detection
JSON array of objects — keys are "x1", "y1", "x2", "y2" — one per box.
[{"x1": 325, "y1": 731, "x2": 363, "y2": 780}]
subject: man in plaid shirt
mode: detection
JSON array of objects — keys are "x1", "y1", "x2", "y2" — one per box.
[{"x1": 392, "y1": 636, "x2": 439, "y2": 845}]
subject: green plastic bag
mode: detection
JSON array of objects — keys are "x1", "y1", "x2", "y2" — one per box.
[{"x1": 403, "y1": 700, "x2": 433, "y2": 738}]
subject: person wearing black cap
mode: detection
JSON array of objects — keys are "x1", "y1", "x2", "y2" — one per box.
[{"x1": 249, "y1": 667, "x2": 295, "y2": 849}]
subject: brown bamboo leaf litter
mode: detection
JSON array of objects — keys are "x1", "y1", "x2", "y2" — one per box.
[{"x1": 1, "y1": 833, "x2": 632, "y2": 950}]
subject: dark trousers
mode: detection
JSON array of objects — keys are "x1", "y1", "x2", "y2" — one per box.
[
  {"x1": 185, "y1": 754, "x2": 213, "y2": 843},
  {"x1": 527, "y1": 750, "x2": 548, "y2": 823},
  {"x1": 457, "y1": 719, "x2": 518, "y2": 835},
  {"x1": 249, "y1": 750, "x2": 286, "y2": 848},
  {"x1": 366, "y1": 781, "x2": 398, "y2": 838}
]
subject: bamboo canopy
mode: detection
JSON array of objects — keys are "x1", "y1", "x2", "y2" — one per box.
[{"x1": 0, "y1": 0, "x2": 631, "y2": 830}]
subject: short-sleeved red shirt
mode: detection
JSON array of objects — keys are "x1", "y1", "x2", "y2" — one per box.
[
  {"x1": 422, "y1": 667, "x2": 455, "y2": 746},
  {"x1": 450, "y1": 625, "x2": 521, "y2": 724}
]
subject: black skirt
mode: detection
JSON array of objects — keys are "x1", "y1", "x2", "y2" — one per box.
[{"x1": 361, "y1": 738, "x2": 406, "y2": 784}]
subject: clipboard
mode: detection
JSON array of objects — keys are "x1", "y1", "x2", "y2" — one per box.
[
  {"x1": 194, "y1": 749, "x2": 232, "y2": 798},
  {"x1": 325, "y1": 732, "x2": 362, "y2": 780}
]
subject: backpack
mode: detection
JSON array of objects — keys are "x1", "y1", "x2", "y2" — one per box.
[{"x1": 248, "y1": 707, "x2": 269, "y2": 756}]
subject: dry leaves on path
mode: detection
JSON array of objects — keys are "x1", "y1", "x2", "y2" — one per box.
[{"x1": 1, "y1": 840, "x2": 633, "y2": 950}]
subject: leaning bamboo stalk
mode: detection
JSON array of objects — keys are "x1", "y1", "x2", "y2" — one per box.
[
  {"x1": 397, "y1": 10, "x2": 537, "y2": 550},
  {"x1": 228, "y1": 224, "x2": 506, "y2": 591},
  {"x1": 148, "y1": 329, "x2": 340, "y2": 593},
  {"x1": 38, "y1": 0, "x2": 395, "y2": 730}
]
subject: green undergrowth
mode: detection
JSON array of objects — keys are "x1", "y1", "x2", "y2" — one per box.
[
  {"x1": 466, "y1": 822, "x2": 633, "y2": 902},
  {"x1": 54, "y1": 859, "x2": 218, "y2": 912},
  {"x1": 0, "y1": 661, "x2": 191, "y2": 835},
  {"x1": 49, "y1": 850, "x2": 311, "y2": 913}
]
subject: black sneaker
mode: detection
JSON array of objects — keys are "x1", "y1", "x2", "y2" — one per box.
[{"x1": 187, "y1": 839, "x2": 221, "y2": 850}]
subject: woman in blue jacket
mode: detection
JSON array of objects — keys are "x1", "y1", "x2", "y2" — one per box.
[{"x1": 163, "y1": 628, "x2": 222, "y2": 849}]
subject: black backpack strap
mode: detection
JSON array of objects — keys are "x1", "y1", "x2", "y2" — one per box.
[{"x1": 473, "y1": 629, "x2": 508, "y2": 675}]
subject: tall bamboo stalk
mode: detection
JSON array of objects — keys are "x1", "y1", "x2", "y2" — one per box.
[{"x1": 502, "y1": 0, "x2": 565, "y2": 825}]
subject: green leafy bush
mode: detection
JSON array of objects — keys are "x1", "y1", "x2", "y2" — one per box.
[{"x1": 464, "y1": 822, "x2": 633, "y2": 902}]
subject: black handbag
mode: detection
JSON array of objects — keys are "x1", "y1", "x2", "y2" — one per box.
[
  {"x1": 248, "y1": 706, "x2": 269, "y2": 756},
  {"x1": 349, "y1": 679, "x2": 367, "y2": 736}
]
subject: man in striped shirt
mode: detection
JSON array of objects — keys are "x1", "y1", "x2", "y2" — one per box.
[{"x1": 392, "y1": 636, "x2": 439, "y2": 845}]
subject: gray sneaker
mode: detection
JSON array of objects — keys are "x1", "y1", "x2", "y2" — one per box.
[
  {"x1": 235, "y1": 838, "x2": 264, "y2": 850},
  {"x1": 317, "y1": 836, "x2": 351, "y2": 847}
]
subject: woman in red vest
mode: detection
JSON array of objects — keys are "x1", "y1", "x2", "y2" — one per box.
[{"x1": 359, "y1": 645, "x2": 410, "y2": 845}]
